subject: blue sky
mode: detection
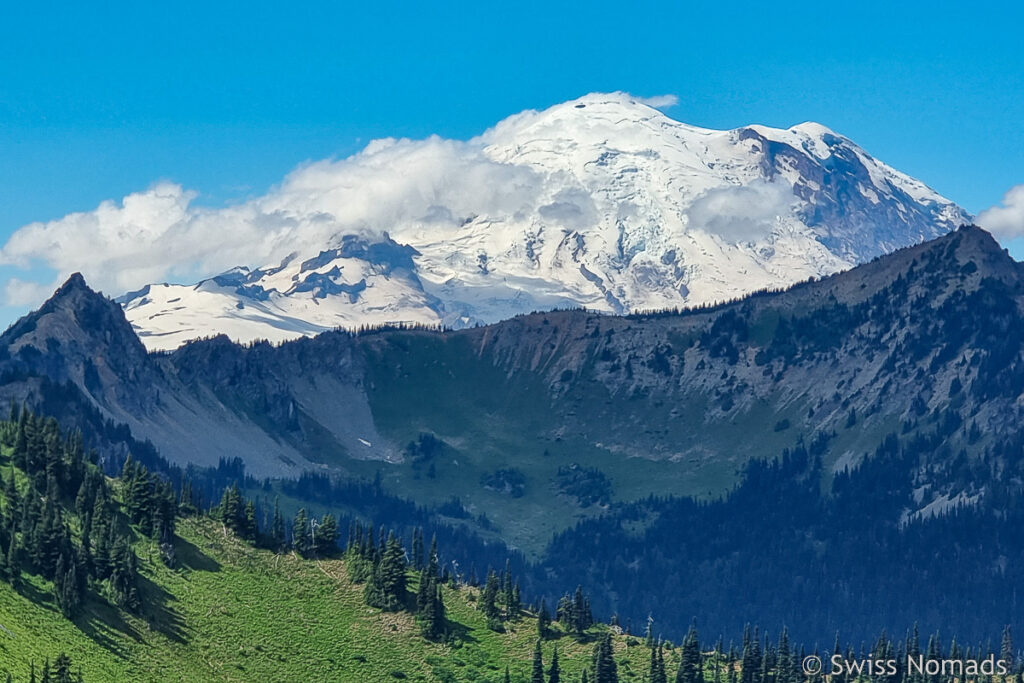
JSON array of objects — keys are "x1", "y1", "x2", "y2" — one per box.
[{"x1": 0, "y1": 0, "x2": 1022, "y2": 322}]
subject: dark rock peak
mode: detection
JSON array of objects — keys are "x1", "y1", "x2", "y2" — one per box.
[{"x1": 0, "y1": 272, "x2": 147, "y2": 360}]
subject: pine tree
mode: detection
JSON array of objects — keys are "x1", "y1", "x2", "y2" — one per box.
[
  {"x1": 292, "y1": 508, "x2": 309, "y2": 556},
  {"x1": 411, "y1": 528, "x2": 424, "y2": 571},
  {"x1": 313, "y1": 513, "x2": 338, "y2": 556},
  {"x1": 426, "y1": 535, "x2": 440, "y2": 582},
  {"x1": 651, "y1": 643, "x2": 669, "y2": 683},
  {"x1": 741, "y1": 626, "x2": 761, "y2": 683},
  {"x1": 677, "y1": 622, "x2": 702, "y2": 683},
  {"x1": 54, "y1": 553, "x2": 81, "y2": 618},
  {"x1": 1002, "y1": 626, "x2": 1014, "y2": 671},
  {"x1": 53, "y1": 653, "x2": 73, "y2": 683},
  {"x1": 538, "y1": 598, "x2": 551, "y2": 639},
  {"x1": 549, "y1": 645, "x2": 561, "y2": 683},
  {"x1": 3, "y1": 470, "x2": 18, "y2": 530},
  {"x1": 533, "y1": 639, "x2": 546, "y2": 683},
  {"x1": 242, "y1": 500, "x2": 257, "y2": 542},
  {"x1": 592, "y1": 633, "x2": 618, "y2": 683},
  {"x1": 7, "y1": 530, "x2": 20, "y2": 586},
  {"x1": 512, "y1": 582, "x2": 522, "y2": 620},
  {"x1": 481, "y1": 570, "x2": 501, "y2": 620},
  {"x1": 270, "y1": 497, "x2": 285, "y2": 551},
  {"x1": 364, "y1": 532, "x2": 407, "y2": 611},
  {"x1": 776, "y1": 628, "x2": 792, "y2": 683}
]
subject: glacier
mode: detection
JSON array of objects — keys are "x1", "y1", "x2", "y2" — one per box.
[{"x1": 120, "y1": 93, "x2": 969, "y2": 350}]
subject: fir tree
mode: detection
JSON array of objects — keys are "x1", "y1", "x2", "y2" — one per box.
[
  {"x1": 538, "y1": 598, "x2": 551, "y2": 639},
  {"x1": 242, "y1": 500, "x2": 257, "y2": 542},
  {"x1": 678, "y1": 623, "x2": 702, "y2": 683},
  {"x1": 292, "y1": 508, "x2": 309, "y2": 556},
  {"x1": 364, "y1": 532, "x2": 407, "y2": 611},
  {"x1": 533, "y1": 639, "x2": 546, "y2": 683},
  {"x1": 270, "y1": 497, "x2": 285, "y2": 551},
  {"x1": 651, "y1": 643, "x2": 668, "y2": 683},
  {"x1": 549, "y1": 645, "x2": 561, "y2": 683},
  {"x1": 1002, "y1": 626, "x2": 1014, "y2": 671},
  {"x1": 481, "y1": 570, "x2": 501, "y2": 621},
  {"x1": 53, "y1": 653, "x2": 73, "y2": 683},
  {"x1": 7, "y1": 530, "x2": 20, "y2": 586},
  {"x1": 411, "y1": 528, "x2": 424, "y2": 571},
  {"x1": 592, "y1": 633, "x2": 618, "y2": 683},
  {"x1": 313, "y1": 513, "x2": 338, "y2": 556}
]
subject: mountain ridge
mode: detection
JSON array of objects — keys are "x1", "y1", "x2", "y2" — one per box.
[{"x1": 1, "y1": 226, "x2": 1020, "y2": 534}]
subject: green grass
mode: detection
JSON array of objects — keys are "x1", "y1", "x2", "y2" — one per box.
[{"x1": 0, "y1": 517, "x2": 661, "y2": 682}]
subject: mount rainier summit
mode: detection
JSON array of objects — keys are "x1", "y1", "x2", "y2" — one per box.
[{"x1": 120, "y1": 93, "x2": 969, "y2": 350}]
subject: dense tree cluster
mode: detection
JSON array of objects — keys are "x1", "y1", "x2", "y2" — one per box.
[
  {"x1": 539, "y1": 425, "x2": 1024, "y2": 643},
  {"x1": 0, "y1": 407, "x2": 145, "y2": 618},
  {"x1": 345, "y1": 522, "x2": 449, "y2": 640}
]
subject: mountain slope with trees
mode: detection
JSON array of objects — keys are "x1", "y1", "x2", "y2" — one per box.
[{"x1": 4, "y1": 226, "x2": 1024, "y2": 645}]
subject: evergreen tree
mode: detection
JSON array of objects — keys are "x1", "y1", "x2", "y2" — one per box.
[
  {"x1": 292, "y1": 508, "x2": 309, "y2": 556},
  {"x1": 776, "y1": 628, "x2": 792, "y2": 683},
  {"x1": 364, "y1": 532, "x2": 407, "y2": 611},
  {"x1": 4, "y1": 532, "x2": 17, "y2": 586},
  {"x1": 242, "y1": 500, "x2": 257, "y2": 542},
  {"x1": 677, "y1": 623, "x2": 702, "y2": 683},
  {"x1": 3, "y1": 470, "x2": 19, "y2": 530},
  {"x1": 538, "y1": 598, "x2": 551, "y2": 639},
  {"x1": 270, "y1": 497, "x2": 285, "y2": 551},
  {"x1": 217, "y1": 484, "x2": 244, "y2": 535},
  {"x1": 53, "y1": 653, "x2": 73, "y2": 683},
  {"x1": 741, "y1": 626, "x2": 761, "y2": 683},
  {"x1": 426, "y1": 535, "x2": 439, "y2": 582},
  {"x1": 651, "y1": 643, "x2": 668, "y2": 683},
  {"x1": 592, "y1": 633, "x2": 618, "y2": 683},
  {"x1": 313, "y1": 513, "x2": 338, "y2": 556},
  {"x1": 533, "y1": 639, "x2": 546, "y2": 683},
  {"x1": 549, "y1": 645, "x2": 561, "y2": 683},
  {"x1": 481, "y1": 570, "x2": 501, "y2": 621},
  {"x1": 411, "y1": 528, "x2": 424, "y2": 571},
  {"x1": 1002, "y1": 626, "x2": 1015, "y2": 671},
  {"x1": 54, "y1": 553, "x2": 81, "y2": 618}
]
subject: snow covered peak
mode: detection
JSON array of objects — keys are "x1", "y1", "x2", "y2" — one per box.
[{"x1": 120, "y1": 93, "x2": 971, "y2": 351}]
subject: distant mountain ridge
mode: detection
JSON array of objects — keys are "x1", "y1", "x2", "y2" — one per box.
[
  {"x1": 2, "y1": 226, "x2": 1021, "y2": 532},
  {"x1": 119, "y1": 93, "x2": 969, "y2": 350}
]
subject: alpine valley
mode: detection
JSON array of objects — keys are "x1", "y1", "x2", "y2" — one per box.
[{"x1": 4, "y1": 221, "x2": 1024, "y2": 651}]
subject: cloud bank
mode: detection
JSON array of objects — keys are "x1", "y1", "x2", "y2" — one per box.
[
  {"x1": 977, "y1": 185, "x2": 1024, "y2": 239},
  {"x1": 685, "y1": 180, "x2": 795, "y2": 244},
  {"x1": 0, "y1": 137, "x2": 550, "y2": 299}
]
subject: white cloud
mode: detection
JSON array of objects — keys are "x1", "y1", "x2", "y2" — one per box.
[
  {"x1": 685, "y1": 180, "x2": 795, "y2": 244},
  {"x1": 0, "y1": 137, "x2": 551, "y2": 304},
  {"x1": 3, "y1": 277, "x2": 63, "y2": 307},
  {"x1": 977, "y1": 185, "x2": 1024, "y2": 239},
  {"x1": 636, "y1": 94, "x2": 679, "y2": 109}
]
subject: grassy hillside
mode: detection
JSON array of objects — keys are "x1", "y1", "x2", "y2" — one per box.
[{"x1": 0, "y1": 516, "x2": 659, "y2": 682}]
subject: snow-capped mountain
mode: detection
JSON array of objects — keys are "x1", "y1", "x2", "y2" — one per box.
[{"x1": 120, "y1": 93, "x2": 970, "y2": 350}]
